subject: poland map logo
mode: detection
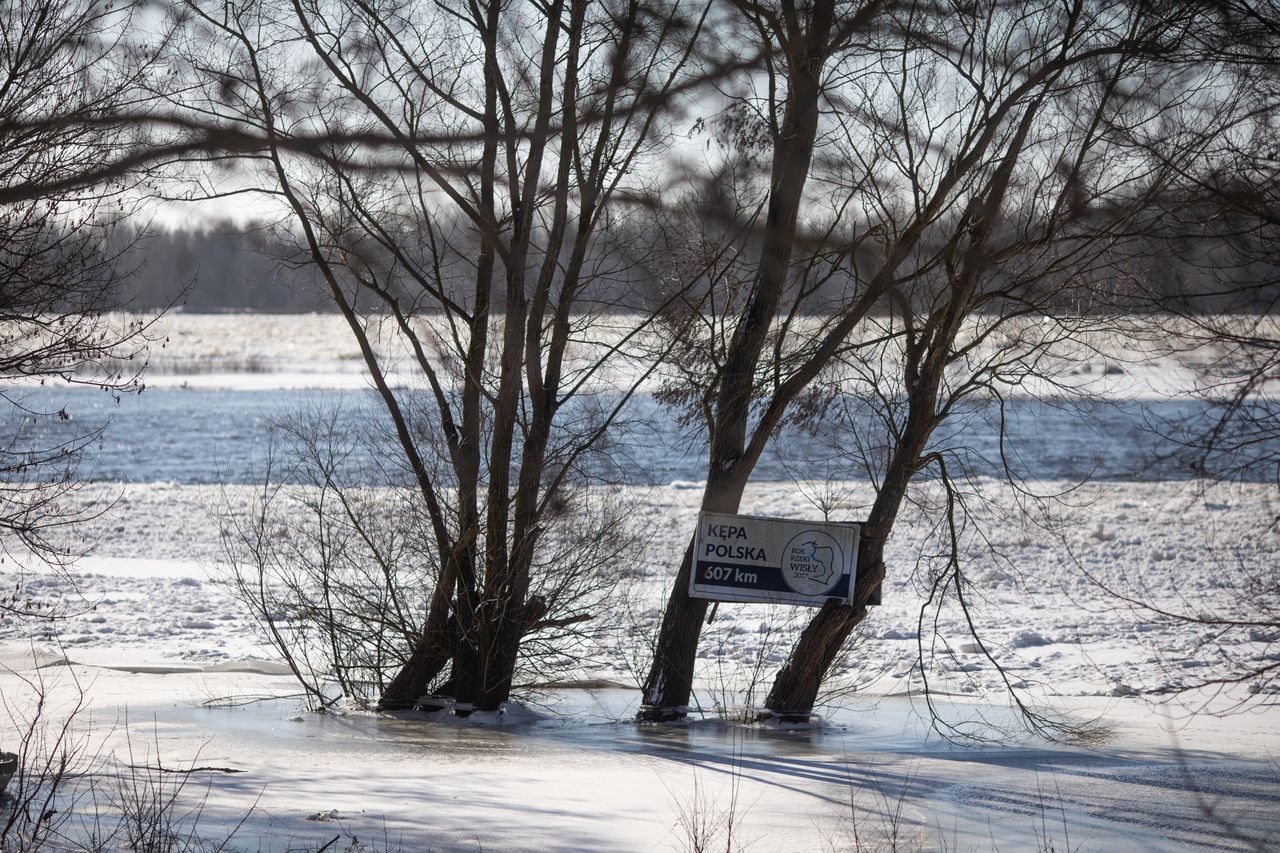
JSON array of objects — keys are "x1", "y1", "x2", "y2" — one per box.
[{"x1": 781, "y1": 530, "x2": 844, "y2": 596}]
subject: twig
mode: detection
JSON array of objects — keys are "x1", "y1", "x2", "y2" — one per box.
[{"x1": 125, "y1": 763, "x2": 246, "y2": 775}]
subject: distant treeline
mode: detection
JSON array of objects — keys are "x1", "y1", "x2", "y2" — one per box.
[
  {"x1": 119, "y1": 220, "x2": 656, "y2": 312},
  {"x1": 118, "y1": 219, "x2": 1279, "y2": 315},
  {"x1": 122, "y1": 222, "x2": 326, "y2": 312}
]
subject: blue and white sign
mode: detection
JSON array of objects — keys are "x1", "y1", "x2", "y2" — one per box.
[{"x1": 689, "y1": 511, "x2": 860, "y2": 607}]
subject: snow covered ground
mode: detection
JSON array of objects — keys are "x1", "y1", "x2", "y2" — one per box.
[
  {"x1": 6, "y1": 476, "x2": 1277, "y2": 702},
  {"x1": 39, "y1": 311, "x2": 1276, "y2": 400},
  {"x1": 2, "y1": 477, "x2": 1277, "y2": 850},
  {"x1": 1, "y1": 314, "x2": 1278, "y2": 851}
]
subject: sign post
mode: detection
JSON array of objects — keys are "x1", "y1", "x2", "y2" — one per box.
[{"x1": 689, "y1": 511, "x2": 860, "y2": 607}]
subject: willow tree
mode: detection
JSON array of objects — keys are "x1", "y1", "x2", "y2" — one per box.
[
  {"x1": 175, "y1": 0, "x2": 725, "y2": 713},
  {"x1": 637, "y1": 0, "x2": 891, "y2": 722},
  {"x1": 641, "y1": 0, "x2": 1212, "y2": 724}
]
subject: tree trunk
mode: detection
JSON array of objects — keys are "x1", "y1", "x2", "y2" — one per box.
[
  {"x1": 762, "y1": 385, "x2": 936, "y2": 717},
  {"x1": 762, "y1": 539, "x2": 885, "y2": 720},
  {"x1": 637, "y1": 539, "x2": 703, "y2": 720},
  {"x1": 638, "y1": 472, "x2": 749, "y2": 720},
  {"x1": 378, "y1": 547, "x2": 465, "y2": 709},
  {"x1": 637, "y1": 0, "x2": 836, "y2": 721},
  {"x1": 378, "y1": 631, "x2": 451, "y2": 710}
]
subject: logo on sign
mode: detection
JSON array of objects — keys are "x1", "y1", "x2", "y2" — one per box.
[{"x1": 781, "y1": 530, "x2": 843, "y2": 596}]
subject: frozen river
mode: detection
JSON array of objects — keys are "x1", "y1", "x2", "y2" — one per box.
[
  {"x1": 0, "y1": 657, "x2": 1275, "y2": 852},
  {"x1": 3, "y1": 386, "x2": 1275, "y2": 485}
]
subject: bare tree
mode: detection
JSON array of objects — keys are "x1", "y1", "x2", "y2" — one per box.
[
  {"x1": 216, "y1": 407, "x2": 647, "y2": 709},
  {"x1": 637, "y1": 0, "x2": 895, "y2": 722},
  {"x1": 0, "y1": 0, "x2": 163, "y2": 616},
  {"x1": 1070, "y1": 0, "x2": 1280, "y2": 708},
  {"x1": 172, "y1": 0, "x2": 719, "y2": 713},
  {"x1": 640, "y1": 0, "x2": 1213, "y2": 725}
]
